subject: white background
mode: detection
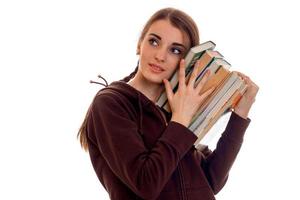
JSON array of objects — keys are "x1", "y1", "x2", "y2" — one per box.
[{"x1": 1, "y1": 0, "x2": 299, "y2": 199}]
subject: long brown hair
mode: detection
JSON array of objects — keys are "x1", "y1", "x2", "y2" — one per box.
[{"x1": 78, "y1": 7, "x2": 200, "y2": 151}]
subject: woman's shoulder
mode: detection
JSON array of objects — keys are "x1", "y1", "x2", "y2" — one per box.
[
  {"x1": 91, "y1": 81, "x2": 138, "y2": 114},
  {"x1": 93, "y1": 89, "x2": 128, "y2": 108}
]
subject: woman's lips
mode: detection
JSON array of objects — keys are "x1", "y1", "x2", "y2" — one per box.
[{"x1": 149, "y1": 63, "x2": 164, "y2": 73}]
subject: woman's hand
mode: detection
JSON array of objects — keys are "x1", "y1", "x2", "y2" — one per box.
[
  {"x1": 233, "y1": 72, "x2": 259, "y2": 119},
  {"x1": 163, "y1": 59, "x2": 215, "y2": 127}
]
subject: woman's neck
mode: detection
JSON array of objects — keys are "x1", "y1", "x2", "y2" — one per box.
[{"x1": 127, "y1": 75, "x2": 164, "y2": 103}]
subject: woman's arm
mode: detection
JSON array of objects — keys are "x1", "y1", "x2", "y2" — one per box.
[
  {"x1": 88, "y1": 94, "x2": 197, "y2": 200},
  {"x1": 201, "y1": 112, "x2": 250, "y2": 194}
]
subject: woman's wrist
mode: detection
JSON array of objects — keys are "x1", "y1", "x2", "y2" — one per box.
[
  {"x1": 232, "y1": 106, "x2": 250, "y2": 119},
  {"x1": 170, "y1": 114, "x2": 190, "y2": 127}
]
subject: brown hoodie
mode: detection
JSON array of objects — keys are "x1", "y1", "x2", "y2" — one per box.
[{"x1": 86, "y1": 80, "x2": 250, "y2": 200}]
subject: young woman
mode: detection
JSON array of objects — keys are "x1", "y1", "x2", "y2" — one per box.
[{"x1": 78, "y1": 7, "x2": 259, "y2": 200}]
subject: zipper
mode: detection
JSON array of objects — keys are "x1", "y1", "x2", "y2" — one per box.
[
  {"x1": 154, "y1": 105, "x2": 168, "y2": 126},
  {"x1": 155, "y1": 104, "x2": 188, "y2": 199},
  {"x1": 155, "y1": 104, "x2": 189, "y2": 199}
]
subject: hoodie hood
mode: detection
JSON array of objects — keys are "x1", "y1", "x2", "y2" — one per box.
[
  {"x1": 97, "y1": 80, "x2": 168, "y2": 136},
  {"x1": 107, "y1": 81, "x2": 153, "y2": 107}
]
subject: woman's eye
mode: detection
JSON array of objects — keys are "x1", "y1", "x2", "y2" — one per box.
[
  {"x1": 149, "y1": 38, "x2": 159, "y2": 46},
  {"x1": 171, "y1": 48, "x2": 182, "y2": 55}
]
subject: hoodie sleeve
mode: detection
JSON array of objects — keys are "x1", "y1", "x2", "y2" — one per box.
[
  {"x1": 201, "y1": 112, "x2": 251, "y2": 194},
  {"x1": 87, "y1": 94, "x2": 197, "y2": 199}
]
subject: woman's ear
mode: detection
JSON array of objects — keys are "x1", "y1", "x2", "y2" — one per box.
[
  {"x1": 136, "y1": 40, "x2": 141, "y2": 55},
  {"x1": 136, "y1": 45, "x2": 140, "y2": 55}
]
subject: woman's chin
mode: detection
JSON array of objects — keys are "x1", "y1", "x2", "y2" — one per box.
[{"x1": 145, "y1": 76, "x2": 164, "y2": 85}]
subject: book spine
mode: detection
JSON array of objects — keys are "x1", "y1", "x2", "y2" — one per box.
[
  {"x1": 189, "y1": 72, "x2": 238, "y2": 132},
  {"x1": 193, "y1": 81, "x2": 246, "y2": 146},
  {"x1": 193, "y1": 76, "x2": 243, "y2": 140},
  {"x1": 188, "y1": 70, "x2": 230, "y2": 127},
  {"x1": 188, "y1": 67, "x2": 230, "y2": 126},
  {"x1": 193, "y1": 94, "x2": 231, "y2": 146}
]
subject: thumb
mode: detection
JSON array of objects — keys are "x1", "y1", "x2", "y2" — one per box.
[{"x1": 163, "y1": 79, "x2": 174, "y2": 102}]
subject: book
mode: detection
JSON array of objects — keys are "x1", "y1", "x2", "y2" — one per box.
[
  {"x1": 155, "y1": 41, "x2": 247, "y2": 146},
  {"x1": 193, "y1": 82, "x2": 247, "y2": 146},
  {"x1": 188, "y1": 64, "x2": 231, "y2": 126},
  {"x1": 156, "y1": 41, "x2": 216, "y2": 108},
  {"x1": 189, "y1": 71, "x2": 241, "y2": 132},
  {"x1": 158, "y1": 50, "x2": 224, "y2": 112},
  {"x1": 174, "y1": 40, "x2": 216, "y2": 86},
  {"x1": 191, "y1": 73, "x2": 244, "y2": 136},
  {"x1": 163, "y1": 56, "x2": 230, "y2": 113}
]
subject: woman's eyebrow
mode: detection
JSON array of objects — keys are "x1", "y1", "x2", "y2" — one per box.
[
  {"x1": 173, "y1": 42, "x2": 187, "y2": 50},
  {"x1": 149, "y1": 33, "x2": 162, "y2": 40},
  {"x1": 149, "y1": 33, "x2": 187, "y2": 50}
]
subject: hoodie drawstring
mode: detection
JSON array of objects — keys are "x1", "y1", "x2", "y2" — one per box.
[{"x1": 90, "y1": 74, "x2": 109, "y2": 87}]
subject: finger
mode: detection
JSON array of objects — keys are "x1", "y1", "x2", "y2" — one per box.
[
  {"x1": 242, "y1": 84, "x2": 258, "y2": 102},
  {"x1": 178, "y1": 59, "x2": 186, "y2": 89},
  {"x1": 243, "y1": 76, "x2": 253, "y2": 86},
  {"x1": 163, "y1": 79, "x2": 174, "y2": 102},
  {"x1": 247, "y1": 82, "x2": 259, "y2": 96},
  {"x1": 195, "y1": 69, "x2": 211, "y2": 94},
  {"x1": 236, "y1": 71, "x2": 249, "y2": 80},
  {"x1": 244, "y1": 77, "x2": 259, "y2": 92},
  {"x1": 198, "y1": 86, "x2": 215, "y2": 102},
  {"x1": 187, "y1": 60, "x2": 201, "y2": 89},
  {"x1": 235, "y1": 71, "x2": 246, "y2": 77}
]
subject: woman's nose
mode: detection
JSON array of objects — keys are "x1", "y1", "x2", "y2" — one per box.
[{"x1": 155, "y1": 47, "x2": 167, "y2": 62}]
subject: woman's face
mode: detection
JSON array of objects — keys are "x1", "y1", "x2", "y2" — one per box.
[{"x1": 137, "y1": 19, "x2": 190, "y2": 84}]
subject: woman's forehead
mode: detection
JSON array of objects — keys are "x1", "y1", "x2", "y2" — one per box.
[{"x1": 146, "y1": 19, "x2": 190, "y2": 48}]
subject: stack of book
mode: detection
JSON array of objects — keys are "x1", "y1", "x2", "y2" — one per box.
[{"x1": 156, "y1": 41, "x2": 247, "y2": 146}]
